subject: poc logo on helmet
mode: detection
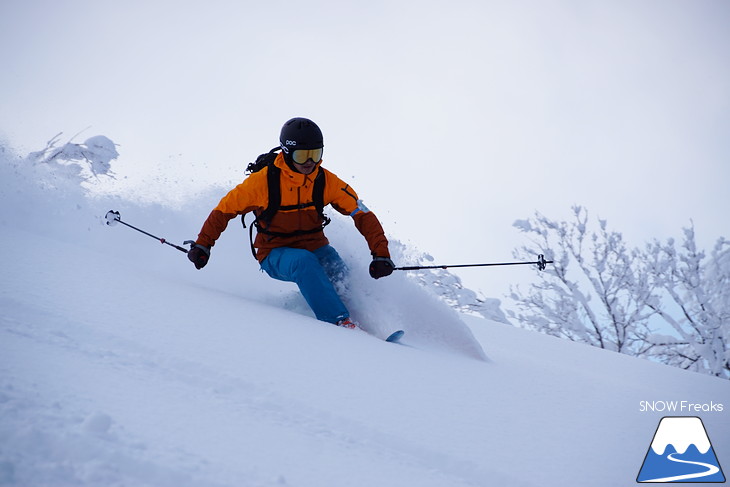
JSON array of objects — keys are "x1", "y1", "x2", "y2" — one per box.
[{"x1": 285, "y1": 140, "x2": 297, "y2": 146}]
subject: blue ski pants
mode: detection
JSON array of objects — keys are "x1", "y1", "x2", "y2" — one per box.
[{"x1": 260, "y1": 245, "x2": 350, "y2": 324}]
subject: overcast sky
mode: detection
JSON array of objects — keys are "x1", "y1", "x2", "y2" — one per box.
[{"x1": 2, "y1": 0, "x2": 729, "y2": 300}]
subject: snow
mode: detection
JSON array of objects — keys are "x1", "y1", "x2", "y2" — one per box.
[
  {"x1": 1, "y1": 144, "x2": 729, "y2": 487},
  {"x1": 650, "y1": 417, "x2": 711, "y2": 455}
]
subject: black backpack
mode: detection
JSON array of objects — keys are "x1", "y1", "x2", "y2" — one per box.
[{"x1": 243, "y1": 147, "x2": 330, "y2": 259}]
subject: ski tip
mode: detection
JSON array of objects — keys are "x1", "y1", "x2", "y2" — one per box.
[{"x1": 386, "y1": 330, "x2": 405, "y2": 343}]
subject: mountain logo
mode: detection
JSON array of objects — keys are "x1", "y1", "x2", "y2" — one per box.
[{"x1": 637, "y1": 416, "x2": 725, "y2": 483}]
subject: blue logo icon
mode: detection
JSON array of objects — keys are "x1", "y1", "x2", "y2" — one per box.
[{"x1": 637, "y1": 416, "x2": 725, "y2": 483}]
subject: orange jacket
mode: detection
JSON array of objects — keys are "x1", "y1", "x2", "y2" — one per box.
[{"x1": 196, "y1": 154, "x2": 390, "y2": 262}]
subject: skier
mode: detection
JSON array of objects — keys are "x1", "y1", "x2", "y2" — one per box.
[{"x1": 188, "y1": 117, "x2": 395, "y2": 328}]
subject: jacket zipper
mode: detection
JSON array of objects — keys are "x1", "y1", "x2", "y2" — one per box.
[{"x1": 296, "y1": 186, "x2": 302, "y2": 230}]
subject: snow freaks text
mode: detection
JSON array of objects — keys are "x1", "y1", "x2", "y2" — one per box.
[{"x1": 639, "y1": 401, "x2": 724, "y2": 413}]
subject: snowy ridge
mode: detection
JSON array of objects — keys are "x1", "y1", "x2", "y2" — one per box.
[{"x1": 1, "y1": 144, "x2": 729, "y2": 487}]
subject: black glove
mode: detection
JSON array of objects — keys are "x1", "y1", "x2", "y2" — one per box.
[
  {"x1": 188, "y1": 244, "x2": 210, "y2": 270},
  {"x1": 369, "y1": 256, "x2": 395, "y2": 279}
]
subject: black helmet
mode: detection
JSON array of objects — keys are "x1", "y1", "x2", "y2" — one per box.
[{"x1": 279, "y1": 118, "x2": 324, "y2": 154}]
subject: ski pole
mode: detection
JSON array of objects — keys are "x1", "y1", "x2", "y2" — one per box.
[
  {"x1": 105, "y1": 210, "x2": 192, "y2": 254},
  {"x1": 394, "y1": 254, "x2": 554, "y2": 272}
]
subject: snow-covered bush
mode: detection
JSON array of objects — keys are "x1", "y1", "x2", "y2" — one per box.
[{"x1": 389, "y1": 240, "x2": 509, "y2": 324}]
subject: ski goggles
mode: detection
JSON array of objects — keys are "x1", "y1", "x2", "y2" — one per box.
[{"x1": 291, "y1": 148, "x2": 323, "y2": 165}]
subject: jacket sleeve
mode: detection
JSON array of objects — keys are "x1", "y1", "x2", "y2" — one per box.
[
  {"x1": 325, "y1": 171, "x2": 391, "y2": 259},
  {"x1": 195, "y1": 172, "x2": 268, "y2": 248},
  {"x1": 353, "y1": 211, "x2": 391, "y2": 258}
]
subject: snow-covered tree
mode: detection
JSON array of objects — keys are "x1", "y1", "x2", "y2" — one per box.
[
  {"x1": 28, "y1": 132, "x2": 118, "y2": 180},
  {"x1": 509, "y1": 205, "x2": 655, "y2": 356},
  {"x1": 644, "y1": 227, "x2": 729, "y2": 378},
  {"x1": 509, "y1": 206, "x2": 729, "y2": 379}
]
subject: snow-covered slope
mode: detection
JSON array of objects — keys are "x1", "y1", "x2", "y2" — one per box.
[{"x1": 1, "y1": 148, "x2": 728, "y2": 487}]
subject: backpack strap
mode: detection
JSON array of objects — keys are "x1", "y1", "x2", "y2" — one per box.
[
  {"x1": 257, "y1": 163, "x2": 281, "y2": 224},
  {"x1": 312, "y1": 169, "x2": 327, "y2": 223},
  {"x1": 246, "y1": 163, "x2": 282, "y2": 259}
]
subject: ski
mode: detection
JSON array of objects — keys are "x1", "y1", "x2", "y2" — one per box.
[{"x1": 385, "y1": 330, "x2": 405, "y2": 343}]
